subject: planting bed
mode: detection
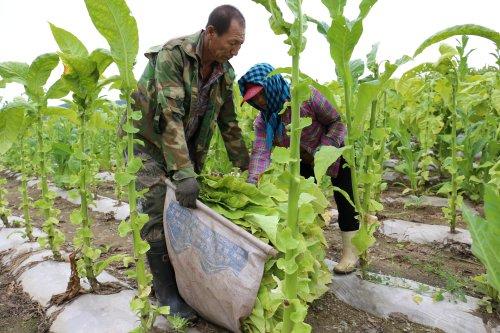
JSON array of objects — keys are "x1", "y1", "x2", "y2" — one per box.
[{"x1": 1, "y1": 170, "x2": 498, "y2": 332}]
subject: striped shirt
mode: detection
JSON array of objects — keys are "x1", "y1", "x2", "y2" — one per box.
[{"x1": 248, "y1": 88, "x2": 346, "y2": 183}]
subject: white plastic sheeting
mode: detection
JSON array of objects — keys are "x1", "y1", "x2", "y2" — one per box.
[
  {"x1": 50, "y1": 290, "x2": 155, "y2": 333},
  {"x1": 19, "y1": 260, "x2": 121, "y2": 307},
  {"x1": 12, "y1": 173, "x2": 133, "y2": 220},
  {"x1": 91, "y1": 195, "x2": 130, "y2": 221},
  {"x1": 380, "y1": 219, "x2": 472, "y2": 245},
  {"x1": 326, "y1": 260, "x2": 495, "y2": 333},
  {"x1": 0, "y1": 221, "x2": 168, "y2": 333},
  {"x1": 95, "y1": 172, "x2": 115, "y2": 182}
]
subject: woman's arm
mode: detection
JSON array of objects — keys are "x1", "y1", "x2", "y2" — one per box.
[{"x1": 311, "y1": 88, "x2": 346, "y2": 148}]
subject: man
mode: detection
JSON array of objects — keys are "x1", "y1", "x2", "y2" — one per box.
[{"x1": 131, "y1": 5, "x2": 249, "y2": 319}]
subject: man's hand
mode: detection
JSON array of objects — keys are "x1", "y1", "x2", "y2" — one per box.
[
  {"x1": 233, "y1": 149, "x2": 250, "y2": 172},
  {"x1": 238, "y1": 159, "x2": 249, "y2": 172},
  {"x1": 175, "y1": 177, "x2": 199, "y2": 208}
]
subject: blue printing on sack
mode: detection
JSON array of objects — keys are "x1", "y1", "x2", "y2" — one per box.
[{"x1": 165, "y1": 201, "x2": 249, "y2": 276}]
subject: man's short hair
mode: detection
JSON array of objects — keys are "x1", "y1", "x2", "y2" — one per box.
[{"x1": 206, "y1": 5, "x2": 245, "y2": 35}]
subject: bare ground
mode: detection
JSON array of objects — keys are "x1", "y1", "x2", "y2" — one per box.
[{"x1": 0, "y1": 264, "x2": 49, "y2": 333}]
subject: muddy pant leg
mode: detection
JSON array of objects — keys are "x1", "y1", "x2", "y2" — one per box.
[
  {"x1": 133, "y1": 142, "x2": 196, "y2": 318},
  {"x1": 134, "y1": 143, "x2": 168, "y2": 242},
  {"x1": 332, "y1": 158, "x2": 359, "y2": 232}
]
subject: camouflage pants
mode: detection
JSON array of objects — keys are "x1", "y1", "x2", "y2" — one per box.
[{"x1": 134, "y1": 140, "x2": 168, "y2": 243}]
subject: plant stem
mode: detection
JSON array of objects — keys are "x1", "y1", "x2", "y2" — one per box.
[
  {"x1": 20, "y1": 136, "x2": 33, "y2": 241},
  {"x1": 0, "y1": 179, "x2": 9, "y2": 227},
  {"x1": 449, "y1": 77, "x2": 458, "y2": 233},
  {"x1": 342, "y1": 68, "x2": 362, "y2": 220},
  {"x1": 78, "y1": 107, "x2": 98, "y2": 289},
  {"x1": 36, "y1": 110, "x2": 61, "y2": 260},
  {"x1": 282, "y1": 5, "x2": 303, "y2": 333},
  {"x1": 114, "y1": 107, "x2": 125, "y2": 202},
  {"x1": 362, "y1": 99, "x2": 379, "y2": 212},
  {"x1": 375, "y1": 91, "x2": 387, "y2": 202},
  {"x1": 408, "y1": 140, "x2": 417, "y2": 192},
  {"x1": 125, "y1": 91, "x2": 151, "y2": 326}
]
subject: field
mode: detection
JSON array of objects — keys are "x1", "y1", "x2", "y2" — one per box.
[
  {"x1": 0, "y1": 168, "x2": 496, "y2": 332},
  {"x1": 0, "y1": 0, "x2": 499, "y2": 332}
]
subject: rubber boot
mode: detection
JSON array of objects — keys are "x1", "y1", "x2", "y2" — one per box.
[
  {"x1": 333, "y1": 231, "x2": 359, "y2": 274},
  {"x1": 146, "y1": 239, "x2": 197, "y2": 320}
]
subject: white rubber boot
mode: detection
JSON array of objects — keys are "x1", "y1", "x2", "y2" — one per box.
[{"x1": 333, "y1": 230, "x2": 359, "y2": 274}]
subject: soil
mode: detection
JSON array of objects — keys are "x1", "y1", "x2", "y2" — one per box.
[
  {"x1": 185, "y1": 292, "x2": 445, "y2": 333},
  {"x1": 0, "y1": 169, "x2": 498, "y2": 332},
  {"x1": 380, "y1": 187, "x2": 470, "y2": 229},
  {"x1": 0, "y1": 264, "x2": 49, "y2": 333},
  {"x1": 1, "y1": 172, "x2": 136, "y2": 286},
  {"x1": 306, "y1": 292, "x2": 443, "y2": 333}
]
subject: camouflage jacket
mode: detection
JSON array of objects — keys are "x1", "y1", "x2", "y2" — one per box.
[{"x1": 132, "y1": 30, "x2": 249, "y2": 180}]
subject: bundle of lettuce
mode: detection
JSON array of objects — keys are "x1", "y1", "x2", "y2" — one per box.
[{"x1": 199, "y1": 164, "x2": 332, "y2": 332}]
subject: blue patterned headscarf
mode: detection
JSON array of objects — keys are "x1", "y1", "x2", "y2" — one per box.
[{"x1": 238, "y1": 63, "x2": 290, "y2": 149}]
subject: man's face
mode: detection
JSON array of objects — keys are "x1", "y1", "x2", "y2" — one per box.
[{"x1": 207, "y1": 20, "x2": 245, "y2": 63}]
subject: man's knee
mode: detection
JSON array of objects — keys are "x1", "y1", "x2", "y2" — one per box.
[{"x1": 141, "y1": 223, "x2": 165, "y2": 243}]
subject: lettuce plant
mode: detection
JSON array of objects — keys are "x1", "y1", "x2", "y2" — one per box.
[
  {"x1": 412, "y1": 24, "x2": 500, "y2": 232},
  {"x1": 84, "y1": 0, "x2": 168, "y2": 330},
  {"x1": 0, "y1": 102, "x2": 26, "y2": 229},
  {"x1": 308, "y1": 0, "x2": 406, "y2": 272},
  {"x1": 201, "y1": 149, "x2": 331, "y2": 332},
  {"x1": 463, "y1": 184, "x2": 500, "y2": 300},
  {"x1": 0, "y1": 99, "x2": 37, "y2": 237},
  {"x1": 453, "y1": 37, "x2": 498, "y2": 201},
  {"x1": 0, "y1": 55, "x2": 66, "y2": 259},
  {"x1": 49, "y1": 21, "x2": 128, "y2": 291},
  {"x1": 0, "y1": 178, "x2": 11, "y2": 227},
  {"x1": 249, "y1": 0, "x2": 321, "y2": 331},
  {"x1": 389, "y1": 72, "x2": 444, "y2": 195}
]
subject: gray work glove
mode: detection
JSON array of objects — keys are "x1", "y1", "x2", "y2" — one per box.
[{"x1": 175, "y1": 177, "x2": 199, "y2": 208}]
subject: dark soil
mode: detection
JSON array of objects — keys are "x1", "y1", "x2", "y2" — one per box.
[
  {"x1": 306, "y1": 291, "x2": 442, "y2": 333},
  {"x1": 0, "y1": 264, "x2": 49, "y2": 333},
  {"x1": 378, "y1": 185, "x2": 484, "y2": 230}
]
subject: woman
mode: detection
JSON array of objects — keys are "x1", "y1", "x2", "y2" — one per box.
[{"x1": 238, "y1": 63, "x2": 359, "y2": 274}]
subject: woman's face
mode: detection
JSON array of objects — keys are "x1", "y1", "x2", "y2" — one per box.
[{"x1": 250, "y1": 91, "x2": 267, "y2": 110}]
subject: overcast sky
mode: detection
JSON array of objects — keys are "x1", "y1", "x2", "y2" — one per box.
[{"x1": 0, "y1": 0, "x2": 498, "y2": 102}]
